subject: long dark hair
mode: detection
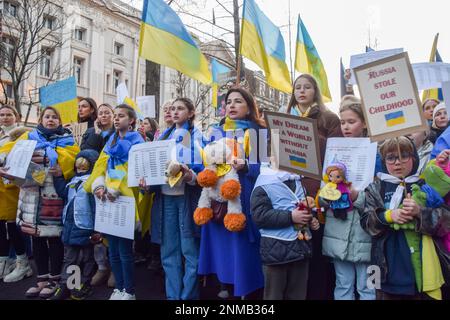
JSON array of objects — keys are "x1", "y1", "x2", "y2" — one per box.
[
  {"x1": 144, "y1": 117, "x2": 159, "y2": 132},
  {"x1": 286, "y1": 74, "x2": 327, "y2": 114},
  {"x1": 224, "y1": 87, "x2": 266, "y2": 127},
  {"x1": 78, "y1": 97, "x2": 98, "y2": 123}
]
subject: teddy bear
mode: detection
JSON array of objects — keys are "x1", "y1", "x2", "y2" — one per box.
[
  {"x1": 165, "y1": 160, "x2": 183, "y2": 187},
  {"x1": 193, "y1": 138, "x2": 246, "y2": 232}
]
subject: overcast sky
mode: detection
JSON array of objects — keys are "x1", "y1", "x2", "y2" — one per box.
[{"x1": 133, "y1": 0, "x2": 450, "y2": 112}]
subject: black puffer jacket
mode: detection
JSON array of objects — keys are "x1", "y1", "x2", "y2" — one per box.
[
  {"x1": 80, "y1": 127, "x2": 114, "y2": 152},
  {"x1": 251, "y1": 180, "x2": 312, "y2": 265}
]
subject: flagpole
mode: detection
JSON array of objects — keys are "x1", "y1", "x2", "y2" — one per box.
[
  {"x1": 234, "y1": 0, "x2": 241, "y2": 86},
  {"x1": 134, "y1": 56, "x2": 140, "y2": 100},
  {"x1": 288, "y1": 0, "x2": 294, "y2": 83}
]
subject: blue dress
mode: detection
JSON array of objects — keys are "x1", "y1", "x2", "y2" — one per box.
[{"x1": 197, "y1": 120, "x2": 265, "y2": 297}]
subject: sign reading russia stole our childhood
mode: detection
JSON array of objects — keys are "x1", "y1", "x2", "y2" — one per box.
[
  {"x1": 39, "y1": 77, "x2": 78, "y2": 124},
  {"x1": 264, "y1": 111, "x2": 322, "y2": 181},
  {"x1": 354, "y1": 52, "x2": 428, "y2": 142}
]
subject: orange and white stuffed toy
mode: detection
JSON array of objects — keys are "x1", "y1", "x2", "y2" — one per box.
[{"x1": 193, "y1": 138, "x2": 246, "y2": 232}]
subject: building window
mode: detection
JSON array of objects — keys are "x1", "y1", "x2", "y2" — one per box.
[
  {"x1": 269, "y1": 88, "x2": 274, "y2": 99},
  {"x1": 1, "y1": 36, "x2": 16, "y2": 68},
  {"x1": 5, "y1": 83, "x2": 13, "y2": 98},
  {"x1": 259, "y1": 82, "x2": 265, "y2": 96},
  {"x1": 40, "y1": 48, "x2": 52, "y2": 78},
  {"x1": 114, "y1": 42, "x2": 124, "y2": 56},
  {"x1": 73, "y1": 57, "x2": 84, "y2": 85},
  {"x1": 105, "y1": 74, "x2": 111, "y2": 93},
  {"x1": 113, "y1": 70, "x2": 122, "y2": 92},
  {"x1": 74, "y1": 28, "x2": 86, "y2": 42},
  {"x1": 125, "y1": 79, "x2": 129, "y2": 89},
  {"x1": 4, "y1": 1, "x2": 18, "y2": 17},
  {"x1": 43, "y1": 16, "x2": 56, "y2": 30}
]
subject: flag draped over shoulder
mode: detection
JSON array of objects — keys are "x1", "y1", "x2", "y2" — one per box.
[
  {"x1": 240, "y1": 0, "x2": 292, "y2": 93},
  {"x1": 423, "y1": 33, "x2": 444, "y2": 101},
  {"x1": 0, "y1": 130, "x2": 79, "y2": 180},
  {"x1": 295, "y1": 16, "x2": 331, "y2": 102},
  {"x1": 139, "y1": 0, "x2": 212, "y2": 84},
  {"x1": 211, "y1": 58, "x2": 231, "y2": 108},
  {"x1": 84, "y1": 132, "x2": 152, "y2": 236}
]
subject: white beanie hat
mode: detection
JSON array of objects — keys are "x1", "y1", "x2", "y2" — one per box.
[{"x1": 432, "y1": 103, "x2": 446, "y2": 120}]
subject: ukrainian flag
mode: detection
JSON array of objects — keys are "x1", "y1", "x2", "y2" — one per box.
[
  {"x1": 240, "y1": 0, "x2": 292, "y2": 93},
  {"x1": 211, "y1": 59, "x2": 231, "y2": 108},
  {"x1": 385, "y1": 111, "x2": 406, "y2": 127},
  {"x1": 423, "y1": 33, "x2": 444, "y2": 101},
  {"x1": 139, "y1": 0, "x2": 212, "y2": 84},
  {"x1": 289, "y1": 155, "x2": 307, "y2": 169},
  {"x1": 295, "y1": 16, "x2": 332, "y2": 102}
]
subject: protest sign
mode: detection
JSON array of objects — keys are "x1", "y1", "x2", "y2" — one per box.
[
  {"x1": 95, "y1": 196, "x2": 136, "y2": 240},
  {"x1": 322, "y1": 138, "x2": 377, "y2": 191},
  {"x1": 354, "y1": 52, "x2": 427, "y2": 142},
  {"x1": 4, "y1": 140, "x2": 37, "y2": 179},
  {"x1": 412, "y1": 62, "x2": 450, "y2": 91},
  {"x1": 442, "y1": 81, "x2": 450, "y2": 113},
  {"x1": 264, "y1": 111, "x2": 322, "y2": 181},
  {"x1": 128, "y1": 140, "x2": 176, "y2": 187},
  {"x1": 39, "y1": 77, "x2": 78, "y2": 124},
  {"x1": 136, "y1": 96, "x2": 156, "y2": 118}
]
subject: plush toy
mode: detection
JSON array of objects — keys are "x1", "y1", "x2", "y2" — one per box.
[
  {"x1": 165, "y1": 160, "x2": 183, "y2": 187},
  {"x1": 319, "y1": 162, "x2": 353, "y2": 220},
  {"x1": 295, "y1": 196, "x2": 317, "y2": 241},
  {"x1": 396, "y1": 160, "x2": 450, "y2": 231},
  {"x1": 193, "y1": 138, "x2": 246, "y2": 232}
]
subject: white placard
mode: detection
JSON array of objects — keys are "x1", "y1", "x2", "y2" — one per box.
[
  {"x1": 442, "y1": 81, "x2": 450, "y2": 113},
  {"x1": 116, "y1": 83, "x2": 129, "y2": 104},
  {"x1": 94, "y1": 196, "x2": 136, "y2": 240},
  {"x1": 4, "y1": 140, "x2": 37, "y2": 179},
  {"x1": 349, "y1": 48, "x2": 404, "y2": 85},
  {"x1": 322, "y1": 138, "x2": 377, "y2": 191},
  {"x1": 412, "y1": 62, "x2": 450, "y2": 91},
  {"x1": 127, "y1": 140, "x2": 176, "y2": 187},
  {"x1": 354, "y1": 52, "x2": 427, "y2": 142},
  {"x1": 136, "y1": 96, "x2": 156, "y2": 118}
]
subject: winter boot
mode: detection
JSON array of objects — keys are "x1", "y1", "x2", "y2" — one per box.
[{"x1": 3, "y1": 254, "x2": 33, "y2": 283}]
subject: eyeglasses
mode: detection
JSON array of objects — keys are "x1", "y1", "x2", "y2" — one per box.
[{"x1": 384, "y1": 152, "x2": 413, "y2": 164}]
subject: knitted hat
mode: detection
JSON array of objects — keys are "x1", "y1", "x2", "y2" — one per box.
[
  {"x1": 432, "y1": 102, "x2": 446, "y2": 120},
  {"x1": 340, "y1": 95, "x2": 361, "y2": 111}
]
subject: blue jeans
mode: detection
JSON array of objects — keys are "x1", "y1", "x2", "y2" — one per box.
[
  {"x1": 106, "y1": 235, "x2": 135, "y2": 294},
  {"x1": 161, "y1": 195, "x2": 199, "y2": 300},
  {"x1": 333, "y1": 260, "x2": 376, "y2": 300}
]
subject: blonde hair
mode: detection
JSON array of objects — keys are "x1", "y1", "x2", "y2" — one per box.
[
  {"x1": 75, "y1": 157, "x2": 90, "y2": 172},
  {"x1": 379, "y1": 136, "x2": 414, "y2": 159}
]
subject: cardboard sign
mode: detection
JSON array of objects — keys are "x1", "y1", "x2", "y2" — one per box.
[
  {"x1": 264, "y1": 111, "x2": 322, "y2": 181},
  {"x1": 354, "y1": 52, "x2": 427, "y2": 142},
  {"x1": 136, "y1": 96, "x2": 156, "y2": 118}
]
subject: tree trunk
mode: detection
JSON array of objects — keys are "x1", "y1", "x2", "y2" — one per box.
[
  {"x1": 13, "y1": 85, "x2": 21, "y2": 116},
  {"x1": 145, "y1": 60, "x2": 160, "y2": 120}
]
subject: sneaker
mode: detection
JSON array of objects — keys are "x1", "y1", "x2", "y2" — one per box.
[
  {"x1": 39, "y1": 280, "x2": 58, "y2": 299},
  {"x1": 71, "y1": 284, "x2": 93, "y2": 300},
  {"x1": 107, "y1": 272, "x2": 115, "y2": 288},
  {"x1": 25, "y1": 280, "x2": 48, "y2": 298},
  {"x1": 90, "y1": 269, "x2": 110, "y2": 287},
  {"x1": 109, "y1": 289, "x2": 124, "y2": 300},
  {"x1": 121, "y1": 290, "x2": 136, "y2": 300},
  {"x1": 48, "y1": 285, "x2": 71, "y2": 301},
  {"x1": 3, "y1": 254, "x2": 33, "y2": 283}
]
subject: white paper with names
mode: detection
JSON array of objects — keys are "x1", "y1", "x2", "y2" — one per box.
[
  {"x1": 128, "y1": 140, "x2": 176, "y2": 187},
  {"x1": 95, "y1": 196, "x2": 135, "y2": 240},
  {"x1": 116, "y1": 83, "x2": 129, "y2": 104},
  {"x1": 4, "y1": 140, "x2": 37, "y2": 179},
  {"x1": 322, "y1": 138, "x2": 377, "y2": 191}
]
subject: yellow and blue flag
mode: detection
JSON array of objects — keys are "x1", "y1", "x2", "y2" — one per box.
[
  {"x1": 423, "y1": 33, "x2": 444, "y2": 101},
  {"x1": 211, "y1": 59, "x2": 231, "y2": 108},
  {"x1": 385, "y1": 111, "x2": 406, "y2": 127},
  {"x1": 139, "y1": 0, "x2": 212, "y2": 84},
  {"x1": 295, "y1": 16, "x2": 331, "y2": 102},
  {"x1": 240, "y1": 0, "x2": 292, "y2": 93},
  {"x1": 289, "y1": 155, "x2": 307, "y2": 169},
  {"x1": 39, "y1": 77, "x2": 78, "y2": 125}
]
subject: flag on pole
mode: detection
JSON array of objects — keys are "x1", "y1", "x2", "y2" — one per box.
[
  {"x1": 211, "y1": 59, "x2": 231, "y2": 108},
  {"x1": 240, "y1": 0, "x2": 292, "y2": 93},
  {"x1": 138, "y1": 0, "x2": 212, "y2": 84},
  {"x1": 295, "y1": 16, "x2": 331, "y2": 102},
  {"x1": 366, "y1": 46, "x2": 375, "y2": 52},
  {"x1": 423, "y1": 33, "x2": 443, "y2": 101},
  {"x1": 340, "y1": 58, "x2": 347, "y2": 98}
]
